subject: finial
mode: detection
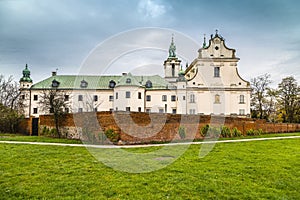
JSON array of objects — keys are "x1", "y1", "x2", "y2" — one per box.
[
  {"x1": 186, "y1": 62, "x2": 188, "y2": 68},
  {"x1": 202, "y1": 34, "x2": 207, "y2": 48},
  {"x1": 25, "y1": 64, "x2": 28, "y2": 69},
  {"x1": 168, "y1": 34, "x2": 176, "y2": 58},
  {"x1": 215, "y1": 29, "x2": 218, "y2": 36}
]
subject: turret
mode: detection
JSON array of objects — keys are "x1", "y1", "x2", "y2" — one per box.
[{"x1": 20, "y1": 64, "x2": 33, "y2": 89}]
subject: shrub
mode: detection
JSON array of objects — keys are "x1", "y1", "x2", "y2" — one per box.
[
  {"x1": 178, "y1": 126, "x2": 186, "y2": 139},
  {"x1": 207, "y1": 126, "x2": 221, "y2": 138},
  {"x1": 232, "y1": 127, "x2": 242, "y2": 137},
  {"x1": 257, "y1": 129, "x2": 265, "y2": 135},
  {"x1": 104, "y1": 129, "x2": 120, "y2": 143},
  {"x1": 246, "y1": 129, "x2": 254, "y2": 136},
  {"x1": 221, "y1": 126, "x2": 231, "y2": 138},
  {"x1": 200, "y1": 124, "x2": 210, "y2": 137}
]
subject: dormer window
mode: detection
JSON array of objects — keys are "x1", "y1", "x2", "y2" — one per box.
[
  {"x1": 109, "y1": 80, "x2": 116, "y2": 88},
  {"x1": 145, "y1": 80, "x2": 152, "y2": 88},
  {"x1": 80, "y1": 80, "x2": 88, "y2": 88},
  {"x1": 126, "y1": 78, "x2": 131, "y2": 84},
  {"x1": 52, "y1": 79, "x2": 60, "y2": 87}
]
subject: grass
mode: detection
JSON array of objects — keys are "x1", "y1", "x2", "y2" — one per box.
[
  {"x1": 0, "y1": 137, "x2": 300, "y2": 199},
  {"x1": 0, "y1": 133, "x2": 82, "y2": 144}
]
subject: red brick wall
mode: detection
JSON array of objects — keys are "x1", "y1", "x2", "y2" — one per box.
[{"x1": 39, "y1": 112, "x2": 300, "y2": 143}]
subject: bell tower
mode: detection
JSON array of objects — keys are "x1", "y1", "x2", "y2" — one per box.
[
  {"x1": 20, "y1": 64, "x2": 33, "y2": 89},
  {"x1": 164, "y1": 35, "x2": 181, "y2": 83}
]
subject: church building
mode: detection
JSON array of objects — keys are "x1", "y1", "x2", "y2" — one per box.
[{"x1": 19, "y1": 31, "x2": 251, "y2": 118}]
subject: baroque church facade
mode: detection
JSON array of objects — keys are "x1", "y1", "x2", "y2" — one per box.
[{"x1": 19, "y1": 31, "x2": 251, "y2": 118}]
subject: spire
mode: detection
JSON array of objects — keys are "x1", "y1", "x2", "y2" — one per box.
[
  {"x1": 20, "y1": 64, "x2": 32, "y2": 83},
  {"x1": 202, "y1": 34, "x2": 207, "y2": 48},
  {"x1": 168, "y1": 34, "x2": 176, "y2": 58}
]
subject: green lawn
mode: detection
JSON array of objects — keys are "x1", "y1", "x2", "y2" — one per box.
[{"x1": 0, "y1": 137, "x2": 299, "y2": 199}]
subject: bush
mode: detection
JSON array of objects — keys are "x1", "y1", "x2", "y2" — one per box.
[
  {"x1": 178, "y1": 126, "x2": 186, "y2": 139},
  {"x1": 207, "y1": 126, "x2": 220, "y2": 138},
  {"x1": 104, "y1": 129, "x2": 120, "y2": 143},
  {"x1": 221, "y1": 126, "x2": 231, "y2": 138},
  {"x1": 232, "y1": 127, "x2": 242, "y2": 137},
  {"x1": 200, "y1": 124, "x2": 210, "y2": 137}
]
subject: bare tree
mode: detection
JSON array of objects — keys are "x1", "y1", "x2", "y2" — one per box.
[
  {"x1": 0, "y1": 75, "x2": 21, "y2": 110},
  {"x1": 0, "y1": 75, "x2": 24, "y2": 133},
  {"x1": 277, "y1": 76, "x2": 300, "y2": 123},
  {"x1": 250, "y1": 73, "x2": 272, "y2": 119},
  {"x1": 39, "y1": 89, "x2": 71, "y2": 138}
]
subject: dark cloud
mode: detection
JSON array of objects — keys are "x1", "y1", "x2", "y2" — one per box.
[{"x1": 0, "y1": 0, "x2": 299, "y2": 85}]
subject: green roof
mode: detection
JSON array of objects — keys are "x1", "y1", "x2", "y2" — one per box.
[{"x1": 31, "y1": 74, "x2": 171, "y2": 90}]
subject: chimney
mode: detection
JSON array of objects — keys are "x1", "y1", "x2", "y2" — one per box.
[{"x1": 52, "y1": 71, "x2": 57, "y2": 76}]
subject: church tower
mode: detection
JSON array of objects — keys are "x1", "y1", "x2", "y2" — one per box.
[
  {"x1": 164, "y1": 35, "x2": 181, "y2": 83},
  {"x1": 20, "y1": 64, "x2": 33, "y2": 89},
  {"x1": 19, "y1": 64, "x2": 33, "y2": 118}
]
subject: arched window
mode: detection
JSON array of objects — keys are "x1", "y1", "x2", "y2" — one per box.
[
  {"x1": 80, "y1": 80, "x2": 88, "y2": 88},
  {"x1": 109, "y1": 80, "x2": 116, "y2": 88},
  {"x1": 172, "y1": 64, "x2": 175, "y2": 77},
  {"x1": 126, "y1": 78, "x2": 131, "y2": 83},
  {"x1": 145, "y1": 80, "x2": 152, "y2": 88},
  {"x1": 52, "y1": 79, "x2": 60, "y2": 87},
  {"x1": 239, "y1": 95, "x2": 245, "y2": 104}
]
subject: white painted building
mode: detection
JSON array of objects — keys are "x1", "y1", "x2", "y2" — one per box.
[{"x1": 19, "y1": 31, "x2": 251, "y2": 118}]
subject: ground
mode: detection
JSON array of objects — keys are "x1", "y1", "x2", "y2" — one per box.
[{"x1": 0, "y1": 133, "x2": 299, "y2": 199}]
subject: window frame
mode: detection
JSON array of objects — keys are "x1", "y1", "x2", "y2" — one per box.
[
  {"x1": 214, "y1": 67, "x2": 220, "y2": 77},
  {"x1": 126, "y1": 91, "x2": 131, "y2": 98}
]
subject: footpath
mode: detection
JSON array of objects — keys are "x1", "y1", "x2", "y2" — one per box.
[{"x1": 1, "y1": 135, "x2": 300, "y2": 149}]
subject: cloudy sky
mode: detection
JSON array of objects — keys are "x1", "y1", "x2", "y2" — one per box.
[{"x1": 0, "y1": 0, "x2": 299, "y2": 86}]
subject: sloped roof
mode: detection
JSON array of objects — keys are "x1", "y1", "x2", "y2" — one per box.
[{"x1": 31, "y1": 74, "x2": 171, "y2": 90}]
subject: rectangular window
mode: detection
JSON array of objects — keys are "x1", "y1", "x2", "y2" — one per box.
[
  {"x1": 159, "y1": 108, "x2": 164, "y2": 113},
  {"x1": 126, "y1": 91, "x2": 130, "y2": 98},
  {"x1": 189, "y1": 109, "x2": 196, "y2": 114},
  {"x1": 94, "y1": 95, "x2": 98, "y2": 102},
  {"x1": 138, "y1": 107, "x2": 142, "y2": 112},
  {"x1": 162, "y1": 95, "x2": 167, "y2": 102},
  {"x1": 78, "y1": 108, "x2": 83, "y2": 113},
  {"x1": 171, "y1": 95, "x2": 176, "y2": 102},
  {"x1": 21, "y1": 95, "x2": 25, "y2": 100},
  {"x1": 190, "y1": 94, "x2": 195, "y2": 103},
  {"x1": 239, "y1": 95, "x2": 245, "y2": 104},
  {"x1": 33, "y1": 95, "x2": 38, "y2": 101},
  {"x1": 116, "y1": 92, "x2": 118, "y2": 99},
  {"x1": 78, "y1": 95, "x2": 83, "y2": 101},
  {"x1": 64, "y1": 95, "x2": 69, "y2": 101},
  {"x1": 214, "y1": 67, "x2": 220, "y2": 77},
  {"x1": 146, "y1": 95, "x2": 151, "y2": 101},
  {"x1": 239, "y1": 109, "x2": 245, "y2": 115},
  {"x1": 183, "y1": 96, "x2": 186, "y2": 101},
  {"x1": 126, "y1": 107, "x2": 130, "y2": 112},
  {"x1": 109, "y1": 95, "x2": 114, "y2": 101},
  {"x1": 33, "y1": 108, "x2": 38, "y2": 114},
  {"x1": 172, "y1": 109, "x2": 177, "y2": 114},
  {"x1": 138, "y1": 92, "x2": 142, "y2": 99}
]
